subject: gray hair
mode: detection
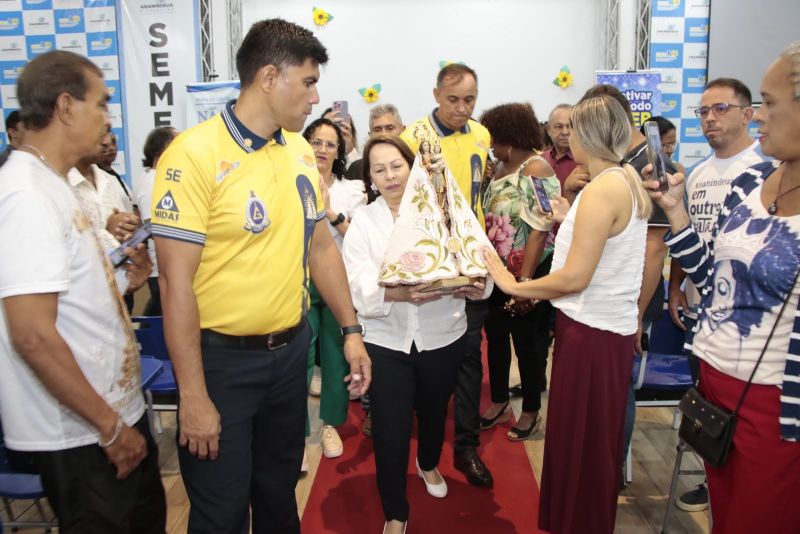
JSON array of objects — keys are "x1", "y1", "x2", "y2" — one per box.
[
  {"x1": 782, "y1": 41, "x2": 800, "y2": 101},
  {"x1": 548, "y1": 103, "x2": 573, "y2": 122},
  {"x1": 369, "y1": 104, "x2": 403, "y2": 127}
]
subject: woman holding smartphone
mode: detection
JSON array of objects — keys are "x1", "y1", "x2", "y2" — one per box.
[
  {"x1": 482, "y1": 95, "x2": 651, "y2": 534},
  {"x1": 343, "y1": 135, "x2": 487, "y2": 534},
  {"x1": 646, "y1": 43, "x2": 800, "y2": 533}
]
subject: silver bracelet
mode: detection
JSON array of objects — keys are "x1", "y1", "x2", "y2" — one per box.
[{"x1": 98, "y1": 417, "x2": 124, "y2": 448}]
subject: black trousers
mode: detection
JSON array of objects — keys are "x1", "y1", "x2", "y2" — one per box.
[
  {"x1": 179, "y1": 322, "x2": 310, "y2": 534},
  {"x1": 26, "y1": 415, "x2": 165, "y2": 534},
  {"x1": 453, "y1": 300, "x2": 489, "y2": 452},
  {"x1": 368, "y1": 337, "x2": 466, "y2": 522},
  {"x1": 485, "y1": 256, "x2": 553, "y2": 413}
]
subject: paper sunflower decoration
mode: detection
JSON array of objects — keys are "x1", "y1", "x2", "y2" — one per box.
[
  {"x1": 359, "y1": 84, "x2": 381, "y2": 103},
  {"x1": 439, "y1": 60, "x2": 465, "y2": 69},
  {"x1": 553, "y1": 66, "x2": 574, "y2": 89},
  {"x1": 312, "y1": 6, "x2": 333, "y2": 26}
]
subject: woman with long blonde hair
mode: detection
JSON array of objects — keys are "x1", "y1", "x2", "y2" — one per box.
[{"x1": 483, "y1": 95, "x2": 651, "y2": 533}]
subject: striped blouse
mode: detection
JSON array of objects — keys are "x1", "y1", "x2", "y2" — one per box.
[{"x1": 665, "y1": 160, "x2": 800, "y2": 441}]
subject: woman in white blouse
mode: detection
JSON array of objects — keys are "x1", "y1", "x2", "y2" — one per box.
[
  {"x1": 342, "y1": 135, "x2": 485, "y2": 534},
  {"x1": 302, "y1": 118, "x2": 366, "y2": 460},
  {"x1": 483, "y1": 95, "x2": 652, "y2": 534}
]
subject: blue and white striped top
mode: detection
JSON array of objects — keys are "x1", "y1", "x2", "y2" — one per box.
[{"x1": 666, "y1": 160, "x2": 800, "y2": 441}]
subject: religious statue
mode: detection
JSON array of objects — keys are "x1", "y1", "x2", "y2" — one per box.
[{"x1": 378, "y1": 124, "x2": 493, "y2": 291}]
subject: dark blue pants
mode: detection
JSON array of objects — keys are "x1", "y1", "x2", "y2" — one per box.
[
  {"x1": 179, "y1": 322, "x2": 310, "y2": 534},
  {"x1": 454, "y1": 300, "x2": 489, "y2": 452},
  {"x1": 369, "y1": 337, "x2": 466, "y2": 522}
]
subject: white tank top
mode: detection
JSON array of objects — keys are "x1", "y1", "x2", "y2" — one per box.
[{"x1": 550, "y1": 170, "x2": 647, "y2": 335}]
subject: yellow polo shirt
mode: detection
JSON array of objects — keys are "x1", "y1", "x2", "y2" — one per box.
[
  {"x1": 152, "y1": 101, "x2": 324, "y2": 335},
  {"x1": 400, "y1": 111, "x2": 491, "y2": 226}
]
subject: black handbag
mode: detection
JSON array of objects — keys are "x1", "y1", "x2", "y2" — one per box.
[
  {"x1": 678, "y1": 267, "x2": 799, "y2": 469},
  {"x1": 678, "y1": 386, "x2": 737, "y2": 468}
]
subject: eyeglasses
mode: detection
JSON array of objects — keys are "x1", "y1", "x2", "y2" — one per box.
[
  {"x1": 310, "y1": 139, "x2": 338, "y2": 151},
  {"x1": 663, "y1": 142, "x2": 676, "y2": 151},
  {"x1": 694, "y1": 103, "x2": 744, "y2": 119}
]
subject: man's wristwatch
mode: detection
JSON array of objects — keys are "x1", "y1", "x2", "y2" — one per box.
[
  {"x1": 340, "y1": 323, "x2": 365, "y2": 337},
  {"x1": 331, "y1": 213, "x2": 346, "y2": 227}
]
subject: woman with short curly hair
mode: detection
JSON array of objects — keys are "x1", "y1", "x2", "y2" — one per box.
[{"x1": 478, "y1": 103, "x2": 559, "y2": 441}]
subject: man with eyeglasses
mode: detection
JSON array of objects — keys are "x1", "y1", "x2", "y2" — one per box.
[{"x1": 668, "y1": 77, "x2": 768, "y2": 514}]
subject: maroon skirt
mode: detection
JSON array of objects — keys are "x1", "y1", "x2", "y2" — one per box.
[{"x1": 539, "y1": 311, "x2": 634, "y2": 534}]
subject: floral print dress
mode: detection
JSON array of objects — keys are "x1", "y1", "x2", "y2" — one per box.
[{"x1": 483, "y1": 155, "x2": 560, "y2": 276}]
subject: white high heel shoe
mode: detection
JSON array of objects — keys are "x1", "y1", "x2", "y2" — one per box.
[
  {"x1": 382, "y1": 520, "x2": 407, "y2": 533},
  {"x1": 416, "y1": 459, "x2": 448, "y2": 498}
]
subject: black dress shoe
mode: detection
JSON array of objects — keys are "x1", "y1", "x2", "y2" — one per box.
[{"x1": 454, "y1": 448, "x2": 493, "y2": 488}]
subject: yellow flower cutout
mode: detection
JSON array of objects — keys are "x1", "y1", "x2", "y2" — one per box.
[
  {"x1": 359, "y1": 84, "x2": 382, "y2": 104},
  {"x1": 312, "y1": 7, "x2": 333, "y2": 26},
  {"x1": 439, "y1": 60, "x2": 465, "y2": 69},
  {"x1": 553, "y1": 65, "x2": 574, "y2": 89}
]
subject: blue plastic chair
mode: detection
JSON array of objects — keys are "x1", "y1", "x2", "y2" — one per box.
[
  {"x1": 132, "y1": 316, "x2": 177, "y2": 433},
  {"x1": 131, "y1": 316, "x2": 169, "y2": 360},
  {"x1": 626, "y1": 307, "x2": 693, "y2": 484},
  {"x1": 0, "y1": 424, "x2": 55, "y2": 531},
  {"x1": 139, "y1": 356, "x2": 164, "y2": 435}
]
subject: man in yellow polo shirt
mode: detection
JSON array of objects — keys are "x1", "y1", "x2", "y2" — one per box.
[
  {"x1": 152, "y1": 19, "x2": 370, "y2": 534},
  {"x1": 400, "y1": 64, "x2": 494, "y2": 488}
]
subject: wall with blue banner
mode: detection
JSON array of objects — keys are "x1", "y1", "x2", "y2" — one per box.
[
  {"x1": 0, "y1": 0, "x2": 127, "y2": 182},
  {"x1": 595, "y1": 71, "x2": 662, "y2": 129},
  {"x1": 650, "y1": 0, "x2": 710, "y2": 168}
]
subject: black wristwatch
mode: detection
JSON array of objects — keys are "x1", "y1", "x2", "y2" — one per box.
[
  {"x1": 331, "y1": 212, "x2": 346, "y2": 227},
  {"x1": 340, "y1": 323, "x2": 365, "y2": 337}
]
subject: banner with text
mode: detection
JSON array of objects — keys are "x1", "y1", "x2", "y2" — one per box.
[
  {"x1": 595, "y1": 71, "x2": 662, "y2": 129},
  {"x1": 650, "y1": 0, "x2": 711, "y2": 168},
  {"x1": 186, "y1": 80, "x2": 240, "y2": 128},
  {"x1": 0, "y1": 0, "x2": 126, "y2": 178},
  {"x1": 118, "y1": 0, "x2": 200, "y2": 184}
]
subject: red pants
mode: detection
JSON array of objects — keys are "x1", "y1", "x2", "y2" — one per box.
[
  {"x1": 700, "y1": 361, "x2": 800, "y2": 533},
  {"x1": 539, "y1": 312, "x2": 634, "y2": 534}
]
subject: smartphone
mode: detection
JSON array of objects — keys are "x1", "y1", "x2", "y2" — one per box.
[
  {"x1": 644, "y1": 121, "x2": 669, "y2": 192},
  {"x1": 109, "y1": 220, "x2": 152, "y2": 268},
  {"x1": 332, "y1": 100, "x2": 349, "y2": 121},
  {"x1": 531, "y1": 177, "x2": 553, "y2": 214}
]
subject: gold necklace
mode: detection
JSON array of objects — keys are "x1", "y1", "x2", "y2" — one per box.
[{"x1": 19, "y1": 144, "x2": 64, "y2": 179}]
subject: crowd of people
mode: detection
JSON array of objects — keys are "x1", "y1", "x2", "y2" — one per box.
[{"x1": 0, "y1": 14, "x2": 797, "y2": 534}]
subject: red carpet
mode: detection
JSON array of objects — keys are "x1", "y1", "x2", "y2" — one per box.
[{"x1": 301, "y1": 348, "x2": 545, "y2": 534}]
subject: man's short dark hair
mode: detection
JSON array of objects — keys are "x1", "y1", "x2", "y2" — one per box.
[
  {"x1": 17, "y1": 50, "x2": 103, "y2": 131},
  {"x1": 638, "y1": 115, "x2": 676, "y2": 137},
  {"x1": 236, "y1": 18, "x2": 328, "y2": 88},
  {"x1": 580, "y1": 84, "x2": 634, "y2": 125},
  {"x1": 436, "y1": 63, "x2": 478, "y2": 87},
  {"x1": 706, "y1": 78, "x2": 752, "y2": 106},
  {"x1": 142, "y1": 126, "x2": 177, "y2": 168},
  {"x1": 5, "y1": 110, "x2": 20, "y2": 132}
]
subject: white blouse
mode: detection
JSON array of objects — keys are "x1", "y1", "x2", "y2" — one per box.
[
  {"x1": 326, "y1": 177, "x2": 366, "y2": 250},
  {"x1": 343, "y1": 197, "x2": 483, "y2": 354}
]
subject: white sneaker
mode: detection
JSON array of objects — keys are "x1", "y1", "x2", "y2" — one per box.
[
  {"x1": 309, "y1": 367, "x2": 321, "y2": 397},
  {"x1": 416, "y1": 459, "x2": 447, "y2": 498},
  {"x1": 301, "y1": 445, "x2": 309, "y2": 473},
  {"x1": 321, "y1": 425, "x2": 343, "y2": 458}
]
